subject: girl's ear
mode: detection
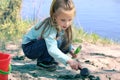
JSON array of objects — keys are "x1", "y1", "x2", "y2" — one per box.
[
  {"x1": 53, "y1": 13, "x2": 57, "y2": 19},
  {"x1": 52, "y1": 13, "x2": 57, "y2": 21},
  {"x1": 51, "y1": 13, "x2": 57, "y2": 26}
]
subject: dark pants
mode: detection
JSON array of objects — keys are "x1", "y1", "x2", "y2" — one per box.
[{"x1": 22, "y1": 39, "x2": 71, "y2": 62}]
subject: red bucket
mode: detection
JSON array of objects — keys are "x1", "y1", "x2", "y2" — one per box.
[{"x1": 0, "y1": 52, "x2": 11, "y2": 80}]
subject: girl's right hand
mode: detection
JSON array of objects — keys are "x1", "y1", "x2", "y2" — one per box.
[{"x1": 67, "y1": 59, "x2": 82, "y2": 70}]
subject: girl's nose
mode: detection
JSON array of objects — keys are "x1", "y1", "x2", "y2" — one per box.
[{"x1": 64, "y1": 22, "x2": 69, "y2": 27}]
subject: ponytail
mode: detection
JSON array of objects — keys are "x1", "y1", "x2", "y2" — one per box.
[{"x1": 50, "y1": 0, "x2": 56, "y2": 17}]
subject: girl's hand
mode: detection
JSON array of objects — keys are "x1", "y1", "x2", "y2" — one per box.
[{"x1": 67, "y1": 59, "x2": 82, "y2": 70}]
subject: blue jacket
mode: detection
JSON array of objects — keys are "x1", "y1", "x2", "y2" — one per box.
[{"x1": 22, "y1": 21, "x2": 72, "y2": 65}]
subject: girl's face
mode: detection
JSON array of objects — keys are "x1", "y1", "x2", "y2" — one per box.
[{"x1": 55, "y1": 8, "x2": 75, "y2": 30}]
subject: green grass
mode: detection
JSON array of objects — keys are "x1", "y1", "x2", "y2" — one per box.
[
  {"x1": 0, "y1": 20, "x2": 31, "y2": 42},
  {"x1": 0, "y1": 20, "x2": 32, "y2": 51},
  {"x1": 72, "y1": 26, "x2": 114, "y2": 45}
]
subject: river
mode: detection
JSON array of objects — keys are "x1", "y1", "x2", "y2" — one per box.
[{"x1": 21, "y1": 0, "x2": 120, "y2": 42}]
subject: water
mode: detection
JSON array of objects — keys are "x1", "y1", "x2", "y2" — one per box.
[{"x1": 21, "y1": 0, "x2": 120, "y2": 42}]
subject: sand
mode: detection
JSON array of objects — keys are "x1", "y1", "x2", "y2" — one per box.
[{"x1": 2, "y1": 42, "x2": 120, "y2": 80}]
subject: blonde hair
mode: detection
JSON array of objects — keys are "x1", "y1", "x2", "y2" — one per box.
[{"x1": 35, "y1": 0, "x2": 76, "y2": 49}]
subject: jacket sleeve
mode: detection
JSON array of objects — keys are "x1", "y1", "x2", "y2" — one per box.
[{"x1": 44, "y1": 29, "x2": 71, "y2": 65}]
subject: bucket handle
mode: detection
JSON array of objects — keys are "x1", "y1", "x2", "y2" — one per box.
[{"x1": 0, "y1": 64, "x2": 12, "y2": 74}]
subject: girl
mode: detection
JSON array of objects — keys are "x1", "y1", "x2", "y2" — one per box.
[{"x1": 22, "y1": 0, "x2": 82, "y2": 71}]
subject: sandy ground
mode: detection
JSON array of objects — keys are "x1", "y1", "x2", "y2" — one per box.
[{"x1": 1, "y1": 42, "x2": 120, "y2": 80}]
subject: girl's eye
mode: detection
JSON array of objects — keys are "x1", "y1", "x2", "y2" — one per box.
[{"x1": 61, "y1": 19, "x2": 65, "y2": 22}]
